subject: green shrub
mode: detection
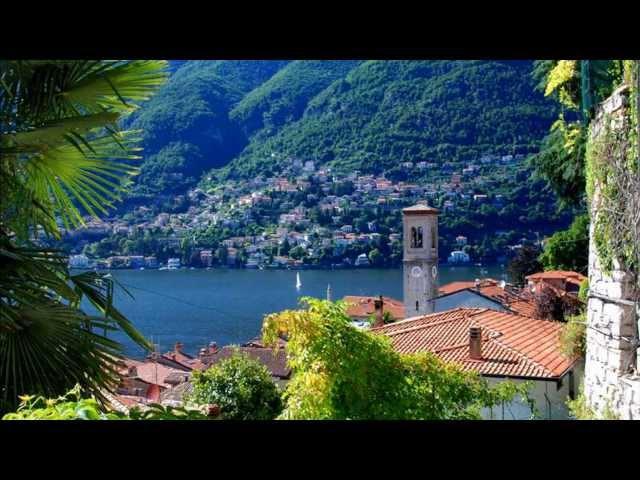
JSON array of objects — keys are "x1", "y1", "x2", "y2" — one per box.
[
  {"x1": 2, "y1": 385, "x2": 210, "y2": 420},
  {"x1": 560, "y1": 314, "x2": 587, "y2": 357},
  {"x1": 189, "y1": 351, "x2": 283, "y2": 420}
]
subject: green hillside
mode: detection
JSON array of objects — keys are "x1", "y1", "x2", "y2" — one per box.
[
  {"x1": 126, "y1": 60, "x2": 288, "y2": 197},
  {"x1": 122, "y1": 60, "x2": 558, "y2": 200},
  {"x1": 215, "y1": 60, "x2": 557, "y2": 181},
  {"x1": 230, "y1": 60, "x2": 362, "y2": 138}
]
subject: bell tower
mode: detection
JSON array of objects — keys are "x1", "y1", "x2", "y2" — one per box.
[{"x1": 402, "y1": 203, "x2": 439, "y2": 317}]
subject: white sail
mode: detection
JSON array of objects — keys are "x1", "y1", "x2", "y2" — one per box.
[{"x1": 296, "y1": 272, "x2": 302, "y2": 289}]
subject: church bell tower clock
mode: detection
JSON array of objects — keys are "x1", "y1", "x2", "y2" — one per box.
[{"x1": 402, "y1": 203, "x2": 439, "y2": 317}]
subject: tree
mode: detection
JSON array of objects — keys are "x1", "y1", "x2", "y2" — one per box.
[
  {"x1": 289, "y1": 245, "x2": 306, "y2": 260},
  {"x1": 533, "y1": 286, "x2": 567, "y2": 322},
  {"x1": 539, "y1": 214, "x2": 589, "y2": 274},
  {"x1": 189, "y1": 352, "x2": 283, "y2": 420},
  {"x1": 0, "y1": 60, "x2": 167, "y2": 413},
  {"x1": 368, "y1": 248, "x2": 383, "y2": 267},
  {"x1": 262, "y1": 298, "x2": 529, "y2": 420},
  {"x1": 216, "y1": 245, "x2": 228, "y2": 265},
  {"x1": 529, "y1": 60, "x2": 624, "y2": 207},
  {"x1": 507, "y1": 245, "x2": 542, "y2": 286}
]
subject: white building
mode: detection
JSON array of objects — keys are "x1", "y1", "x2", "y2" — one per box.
[
  {"x1": 167, "y1": 258, "x2": 181, "y2": 270},
  {"x1": 69, "y1": 254, "x2": 90, "y2": 269},
  {"x1": 354, "y1": 253, "x2": 370, "y2": 267},
  {"x1": 448, "y1": 250, "x2": 471, "y2": 264}
]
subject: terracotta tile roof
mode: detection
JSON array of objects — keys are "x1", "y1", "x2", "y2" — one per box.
[
  {"x1": 161, "y1": 350, "x2": 205, "y2": 371},
  {"x1": 200, "y1": 346, "x2": 291, "y2": 379},
  {"x1": 438, "y1": 279, "x2": 538, "y2": 318},
  {"x1": 526, "y1": 270, "x2": 587, "y2": 282},
  {"x1": 121, "y1": 358, "x2": 186, "y2": 388},
  {"x1": 438, "y1": 281, "x2": 477, "y2": 295},
  {"x1": 371, "y1": 308, "x2": 577, "y2": 380},
  {"x1": 343, "y1": 295, "x2": 405, "y2": 320},
  {"x1": 402, "y1": 204, "x2": 439, "y2": 215},
  {"x1": 160, "y1": 381, "x2": 194, "y2": 404}
]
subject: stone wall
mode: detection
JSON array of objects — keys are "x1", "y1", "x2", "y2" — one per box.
[{"x1": 583, "y1": 85, "x2": 640, "y2": 420}]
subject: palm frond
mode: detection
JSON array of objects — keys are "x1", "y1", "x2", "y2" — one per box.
[
  {"x1": 23, "y1": 130, "x2": 142, "y2": 230},
  {"x1": 0, "y1": 239, "x2": 150, "y2": 413}
]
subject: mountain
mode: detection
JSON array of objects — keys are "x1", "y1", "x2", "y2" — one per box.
[
  {"x1": 216, "y1": 60, "x2": 557, "y2": 181},
  {"x1": 125, "y1": 60, "x2": 289, "y2": 198},
  {"x1": 123, "y1": 60, "x2": 558, "y2": 200},
  {"x1": 229, "y1": 60, "x2": 362, "y2": 138}
]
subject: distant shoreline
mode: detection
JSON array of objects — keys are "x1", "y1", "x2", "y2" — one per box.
[{"x1": 72, "y1": 261, "x2": 496, "y2": 272}]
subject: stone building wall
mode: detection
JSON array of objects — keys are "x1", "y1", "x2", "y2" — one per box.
[{"x1": 583, "y1": 85, "x2": 640, "y2": 420}]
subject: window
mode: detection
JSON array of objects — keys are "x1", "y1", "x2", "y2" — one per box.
[
  {"x1": 410, "y1": 226, "x2": 423, "y2": 248},
  {"x1": 415, "y1": 301, "x2": 419, "y2": 311},
  {"x1": 431, "y1": 226, "x2": 437, "y2": 249}
]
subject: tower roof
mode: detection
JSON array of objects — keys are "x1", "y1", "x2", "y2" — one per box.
[{"x1": 402, "y1": 204, "x2": 439, "y2": 215}]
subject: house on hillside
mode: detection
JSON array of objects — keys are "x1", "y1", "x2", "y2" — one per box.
[
  {"x1": 525, "y1": 270, "x2": 587, "y2": 298},
  {"x1": 371, "y1": 308, "x2": 582, "y2": 419}
]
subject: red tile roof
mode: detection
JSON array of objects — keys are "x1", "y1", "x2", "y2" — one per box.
[
  {"x1": 526, "y1": 270, "x2": 587, "y2": 282},
  {"x1": 343, "y1": 296, "x2": 405, "y2": 320},
  {"x1": 439, "y1": 281, "x2": 478, "y2": 295},
  {"x1": 161, "y1": 350, "x2": 205, "y2": 371},
  {"x1": 371, "y1": 308, "x2": 576, "y2": 380},
  {"x1": 438, "y1": 279, "x2": 538, "y2": 318},
  {"x1": 402, "y1": 204, "x2": 439, "y2": 215},
  {"x1": 121, "y1": 358, "x2": 186, "y2": 388},
  {"x1": 200, "y1": 346, "x2": 291, "y2": 379}
]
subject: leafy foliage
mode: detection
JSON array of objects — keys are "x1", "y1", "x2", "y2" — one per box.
[
  {"x1": 539, "y1": 213, "x2": 589, "y2": 273},
  {"x1": 567, "y1": 389, "x2": 619, "y2": 420},
  {"x1": 529, "y1": 59, "x2": 626, "y2": 207},
  {"x1": 507, "y1": 245, "x2": 543, "y2": 286},
  {"x1": 189, "y1": 351, "x2": 283, "y2": 420},
  {"x1": 528, "y1": 117, "x2": 587, "y2": 206},
  {"x1": 2, "y1": 385, "x2": 210, "y2": 420},
  {"x1": 560, "y1": 313, "x2": 587, "y2": 358},
  {"x1": 0, "y1": 60, "x2": 166, "y2": 413},
  {"x1": 585, "y1": 60, "x2": 639, "y2": 278},
  {"x1": 262, "y1": 298, "x2": 532, "y2": 420}
]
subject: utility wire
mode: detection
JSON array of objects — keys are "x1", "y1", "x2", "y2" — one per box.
[{"x1": 118, "y1": 281, "x2": 260, "y2": 325}]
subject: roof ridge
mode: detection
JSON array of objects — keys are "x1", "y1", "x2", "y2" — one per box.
[{"x1": 372, "y1": 307, "x2": 483, "y2": 331}]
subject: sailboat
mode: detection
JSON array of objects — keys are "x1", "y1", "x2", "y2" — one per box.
[{"x1": 296, "y1": 272, "x2": 302, "y2": 290}]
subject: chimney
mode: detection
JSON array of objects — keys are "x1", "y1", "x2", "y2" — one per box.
[
  {"x1": 373, "y1": 295, "x2": 384, "y2": 327},
  {"x1": 469, "y1": 326, "x2": 482, "y2": 360},
  {"x1": 474, "y1": 278, "x2": 481, "y2": 290},
  {"x1": 208, "y1": 341, "x2": 218, "y2": 354},
  {"x1": 174, "y1": 342, "x2": 184, "y2": 354}
]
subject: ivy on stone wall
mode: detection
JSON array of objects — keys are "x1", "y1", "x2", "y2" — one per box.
[{"x1": 585, "y1": 60, "x2": 639, "y2": 284}]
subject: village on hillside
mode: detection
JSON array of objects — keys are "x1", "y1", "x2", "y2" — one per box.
[{"x1": 61, "y1": 152, "x2": 567, "y2": 272}]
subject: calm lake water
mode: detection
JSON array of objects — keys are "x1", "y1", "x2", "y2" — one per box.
[{"x1": 87, "y1": 265, "x2": 507, "y2": 358}]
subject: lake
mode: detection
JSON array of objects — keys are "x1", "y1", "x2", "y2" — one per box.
[{"x1": 87, "y1": 265, "x2": 508, "y2": 358}]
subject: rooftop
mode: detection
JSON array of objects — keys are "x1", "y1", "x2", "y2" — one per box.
[
  {"x1": 438, "y1": 278, "x2": 537, "y2": 318},
  {"x1": 402, "y1": 204, "x2": 439, "y2": 215},
  {"x1": 343, "y1": 295, "x2": 405, "y2": 320},
  {"x1": 526, "y1": 270, "x2": 587, "y2": 282},
  {"x1": 200, "y1": 345, "x2": 291, "y2": 379},
  {"x1": 371, "y1": 308, "x2": 576, "y2": 380}
]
